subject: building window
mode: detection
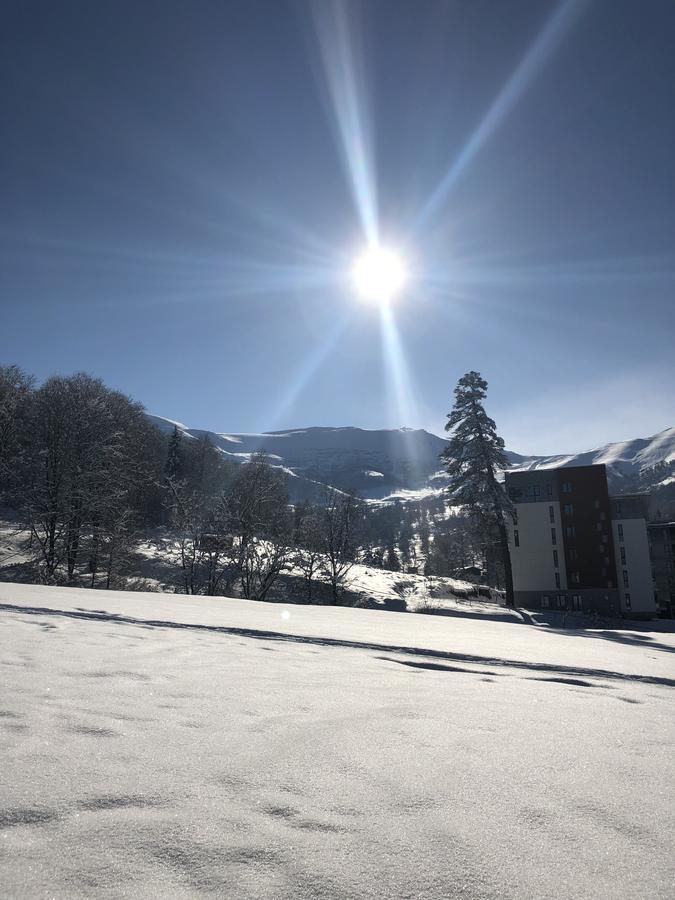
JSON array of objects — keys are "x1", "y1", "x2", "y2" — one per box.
[
  {"x1": 573, "y1": 595, "x2": 582, "y2": 610},
  {"x1": 599, "y1": 511, "x2": 606, "y2": 521},
  {"x1": 571, "y1": 572, "x2": 580, "y2": 584},
  {"x1": 541, "y1": 595, "x2": 550, "y2": 608},
  {"x1": 558, "y1": 595, "x2": 567, "y2": 609},
  {"x1": 553, "y1": 549, "x2": 559, "y2": 568},
  {"x1": 549, "y1": 506, "x2": 555, "y2": 523},
  {"x1": 555, "y1": 572, "x2": 561, "y2": 589},
  {"x1": 533, "y1": 485, "x2": 541, "y2": 497},
  {"x1": 562, "y1": 482, "x2": 572, "y2": 494},
  {"x1": 596, "y1": 523, "x2": 602, "y2": 532},
  {"x1": 546, "y1": 483, "x2": 553, "y2": 497},
  {"x1": 620, "y1": 546, "x2": 626, "y2": 565},
  {"x1": 514, "y1": 529, "x2": 520, "y2": 548},
  {"x1": 566, "y1": 526, "x2": 576, "y2": 539},
  {"x1": 569, "y1": 548, "x2": 578, "y2": 561},
  {"x1": 564, "y1": 503, "x2": 574, "y2": 515},
  {"x1": 622, "y1": 569, "x2": 629, "y2": 588},
  {"x1": 602, "y1": 534, "x2": 608, "y2": 544},
  {"x1": 615, "y1": 501, "x2": 623, "y2": 516},
  {"x1": 625, "y1": 593, "x2": 632, "y2": 610},
  {"x1": 617, "y1": 523, "x2": 624, "y2": 540},
  {"x1": 594, "y1": 499, "x2": 600, "y2": 510},
  {"x1": 551, "y1": 527, "x2": 557, "y2": 545}
]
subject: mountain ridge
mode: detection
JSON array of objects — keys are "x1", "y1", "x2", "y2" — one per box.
[{"x1": 147, "y1": 415, "x2": 675, "y2": 510}]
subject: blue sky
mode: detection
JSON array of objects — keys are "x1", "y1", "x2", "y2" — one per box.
[{"x1": 1, "y1": 0, "x2": 674, "y2": 455}]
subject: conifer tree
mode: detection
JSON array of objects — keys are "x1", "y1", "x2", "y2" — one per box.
[
  {"x1": 440, "y1": 371, "x2": 514, "y2": 605},
  {"x1": 385, "y1": 543, "x2": 400, "y2": 572},
  {"x1": 165, "y1": 425, "x2": 183, "y2": 481}
]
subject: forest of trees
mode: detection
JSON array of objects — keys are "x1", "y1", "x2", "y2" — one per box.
[{"x1": 0, "y1": 364, "x2": 507, "y2": 603}]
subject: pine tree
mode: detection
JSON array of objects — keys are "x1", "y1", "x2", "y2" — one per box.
[
  {"x1": 440, "y1": 371, "x2": 515, "y2": 605},
  {"x1": 165, "y1": 425, "x2": 183, "y2": 481},
  {"x1": 385, "y1": 543, "x2": 400, "y2": 572}
]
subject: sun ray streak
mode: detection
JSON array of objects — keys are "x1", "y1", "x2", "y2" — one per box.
[
  {"x1": 423, "y1": 253, "x2": 675, "y2": 289},
  {"x1": 416, "y1": 0, "x2": 588, "y2": 229},
  {"x1": 309, "y1": 0, "x2": 378, "y2": 243},
  {"x1": 263, "y1": 313, "x2": 353, "y2": 431},
  {"x1": 379, "y1": 304, "x2": 417, "y2": 428}
]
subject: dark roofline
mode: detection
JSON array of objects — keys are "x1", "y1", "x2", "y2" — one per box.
[
  {"x1": 505, "y1": 462, "x2": 608, "y2": 478},
  {"x1": 610, "y1": 492, "x2": 651, "y2": 500}
]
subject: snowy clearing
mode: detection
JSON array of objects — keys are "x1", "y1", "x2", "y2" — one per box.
[{"x1": 1, "y1": 582, "x2": 674, "y2": 899}]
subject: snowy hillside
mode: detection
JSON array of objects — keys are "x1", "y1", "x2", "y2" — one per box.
[
  {"x1": 509, "y1": 425, "x2": 675, "y2": 481},
  {"x1": 1, "y1": 583, "x2": 673, "y2": 899},
  {"x1": 148, "y1": 415, "x2": 675, "y2": 503},
  {"x1": 148, "y1": 416, "x2": 450, "y2": 502}
]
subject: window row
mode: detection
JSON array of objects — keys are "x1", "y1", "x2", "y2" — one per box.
[{"x1": 541, "y1": 594, "x2": 584, "y2": 610}]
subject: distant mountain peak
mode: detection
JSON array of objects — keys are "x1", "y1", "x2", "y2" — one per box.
[{"x1": 147, "y1": 415, "x2": 675, "y2": 512}]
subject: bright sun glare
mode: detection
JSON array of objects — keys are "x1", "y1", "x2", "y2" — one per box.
[{"x1": 352, "y1": 245, "x2": 408, "y2": 304}]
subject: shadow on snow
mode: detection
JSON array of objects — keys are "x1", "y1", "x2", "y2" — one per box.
[{"x1": 1, "y1": 601, "x2": 674, "y2": 689}]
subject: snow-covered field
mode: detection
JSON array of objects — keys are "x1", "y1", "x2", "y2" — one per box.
[{"x1": 1, "y1": 582, "x2": 674, "y2": 899}]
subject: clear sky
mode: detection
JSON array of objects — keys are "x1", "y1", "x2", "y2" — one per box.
[{"x1": 1, "y1": 0, "x2": 674, "y2": 455}]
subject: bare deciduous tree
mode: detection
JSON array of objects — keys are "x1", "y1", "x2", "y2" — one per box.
[
  {"x1": 319, "y1": 488, "x2": 362, "y2": 604},
  {"x1": 294, "y1": 509, "x2": 324, "y2": 603},
  {"x1": 21, "y1": 374, "x2": 156, "y2": 583}
]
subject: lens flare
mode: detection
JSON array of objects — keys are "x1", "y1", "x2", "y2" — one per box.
[{"x1": 352, "y1": 246, "x2": 407, "y2": 303}]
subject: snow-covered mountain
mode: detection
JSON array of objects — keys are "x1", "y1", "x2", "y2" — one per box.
[
  {"x1": 147, "y1": 417, "x2": 450, "y2": 502},
  {"x1": 147, "y1": 416, "x2": 675, "y2": 509},
  {"x1": 508, "y1": 427, "x2": 675, "y2": 481}
]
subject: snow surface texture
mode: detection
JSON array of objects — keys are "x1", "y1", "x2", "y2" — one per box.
[{"x1": 1, "y1": 583, "x2": 674, "y2": 899}]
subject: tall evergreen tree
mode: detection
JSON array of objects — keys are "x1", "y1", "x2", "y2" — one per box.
[
  {"x1": 385, "y1": 543, "x2": 400, "y2": 572},
  {"x1": 165, "y1": 425, "x2": 184, "y2": 481},
  {"x1": 440, "y1": 371, "x2": 515, "y2": 605}
]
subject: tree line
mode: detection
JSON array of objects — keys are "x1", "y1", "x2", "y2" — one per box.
[
  {"x1": 163, "y1": 432, "x2": 363, "y2": 603},
  {"x1": 1, "y1": 365, "x2": 514, "y2": 603},
  {"x1": 0, "y1": 366, "x2": 364, "y2": 601}
]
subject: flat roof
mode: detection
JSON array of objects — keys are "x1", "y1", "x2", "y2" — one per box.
[{"x1": 505, "y1": 463, "x2": 607, "y2": 477}]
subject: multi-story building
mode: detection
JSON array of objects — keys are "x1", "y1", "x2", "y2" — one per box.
[
  {"x1": 505, "y1": 464, "x2": 655, "y2": 619},
  {"x1": 647, "y1": 521, "x2": 675, "y2": 618}
]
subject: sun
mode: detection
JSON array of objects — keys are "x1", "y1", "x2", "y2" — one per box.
[{"x1": 352, "y1": 245, "x2": 408, "y2": 304}]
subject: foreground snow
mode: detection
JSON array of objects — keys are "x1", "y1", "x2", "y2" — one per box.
[{"x1": 1, "y1": 583, "x2": 674, "y2": 899}]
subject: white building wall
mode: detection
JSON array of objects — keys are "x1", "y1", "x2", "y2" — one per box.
[
  {"x1": 612, "y1": 519, "x2": 654, "y2": 615},
  {"x1": 508, "y1": 501, "x2": 567, "y2": 592}
]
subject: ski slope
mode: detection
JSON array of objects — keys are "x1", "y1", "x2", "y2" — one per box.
[{"x1": 1, "y1": 583, "x2": 674, "y2": 899}]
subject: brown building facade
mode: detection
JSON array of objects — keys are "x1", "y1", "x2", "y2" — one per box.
[{"x1": 506, "y1": 464, "x2": 654, "y2": 618}]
